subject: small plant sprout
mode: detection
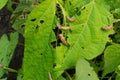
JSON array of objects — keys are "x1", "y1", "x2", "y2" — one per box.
[
  {"x1": 66, "y1": 16, "x2": 76, "y2": 22},
  {"x1": 57, "y1": 24, "x2": 70, "y2": 31},
  {"x1": 59, "y1": 34, "x2": 69, "y2": 46},
  {"x1": 101, "y1": 24, "x2": 113, "y2": 31}
]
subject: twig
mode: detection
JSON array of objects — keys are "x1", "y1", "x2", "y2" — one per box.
[{"x1": 48, "y1": 72, "x2": 53, "y2": 80}]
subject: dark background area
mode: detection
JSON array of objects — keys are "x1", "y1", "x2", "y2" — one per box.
[{"x1": 0, "y1": 0, "x2": 24, "y2": 80}]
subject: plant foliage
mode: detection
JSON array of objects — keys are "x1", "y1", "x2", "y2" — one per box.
[{"x1": 0, "y1": 0, "x2": 120, "y2": 80}]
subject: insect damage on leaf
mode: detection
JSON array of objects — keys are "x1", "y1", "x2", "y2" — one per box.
[
  {"x1": 40, "y1": 20, "x2": 44, "y2": 24},
  {"x1": 31, "y1": 18, "x2": 36, "y2": 21}
]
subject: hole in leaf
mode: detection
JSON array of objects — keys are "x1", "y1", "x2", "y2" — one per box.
[
  {"x1": 35, "y1": 25, "x2": 39, "y2": 29},
  {"x1": 40, "y1": 53, "x2": 43, "y2": 55},
  {"x1": 69, "y1": 1, "x2": 71, "y2": 5},
  {"x1": 69, "y1": 29, "x2": 72, "y2": 33},
  {"x1": 74, "y1": 7, "x2": 81, "y2": 16},
  {"x1": 21, "y1": 24, "x2": 25, "y2": 28},
  {"x1": 56, "y1": 4, "x2": 64, "y2": 24},
  {"x1": 53, "y1": 63, "x2": 56, "y2": 68},
  {"x1": 40, "y1": 20, "x2": 44, "y2": 24},
  {"x1": 27, "y1": 11, "x2": 30, "y2": 14},
  {"x1": 38, "y1": 1, "x2": 40, "y2": 4},
  {"x1": 51, "y1": 41, "x2": 56, "y2": 48},
  {"x1": 31, "y1": 18, "x2": 36, "y2": 21},
  {"x1": 81, "y1": 47, "x2": 84, "y2": 49},
  {"x1": 82, "y1": 6, "x2": 86, "y2": 10},
  {"x1": 88, "y1": 73, "x2": 90, "y2": 76}
]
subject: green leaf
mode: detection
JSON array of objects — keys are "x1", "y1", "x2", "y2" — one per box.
[
  {"x1": 0, "y1": 78, "x2": 7, "y2": 80},
  {"x1": 24, "y1": 0, "x2": 56, "y2": 80},
  {"x1": 60, "y1": 1, "x2": 114, "y2": 69},
  {"x1": 71, "y1": 0, "x2": 90, "y2": 9},
  {"x1": 75, "y1": 58, "x2": 99, "y2": 80},
  {"x1": 0, "y1": 0, "x2": 8, "y2": 10},
  {"x1": 17, "y1": 74, "x2": 23, "y2": 80},
  {"x1": 115, "y1": 65, "x2": 120, "y2": 80},
  {"x1": 0, "y1": 35, "x2": 9, "y2": 78},
  {"x1": 0, "y1": 32, "x2": 18, "y2": 78},
  {"x1": 103, "y1": 44, "x2": 120, "y2": 76}
]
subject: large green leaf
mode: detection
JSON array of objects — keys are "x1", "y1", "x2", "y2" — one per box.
[
  {"x1": 0, "y1": 0, "x2": 8, "y2": 10},
  {"x1": 75, "y1": 58, "x2": 99, "y2": 80},
  {"x1": 103, "y1": 44, "x2": 120, "y2": 77},
  {"x1": 58, "y1": 1, "x2": 114, "y2": 70},
  {"x1": 24, "y1": 0, "x2": 56, "y2": 80},
  {"x1": 0, "y1": 32, "x2": 18, "y2": 78}
]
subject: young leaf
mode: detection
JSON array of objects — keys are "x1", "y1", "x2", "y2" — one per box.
[
  {"x1": 24, "y1": 0, "x2": 56, "y2": 80},
  {"x1": 75, "y1": 58, "x2": 99, "y2": 80},
  {"x1": 103, "y1": 44, "x2": 120, "y2": 77}
]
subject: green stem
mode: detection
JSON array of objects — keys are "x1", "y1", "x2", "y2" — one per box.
[{"x1": 3, "y1": 67, "x2": 18, "y2": 73}]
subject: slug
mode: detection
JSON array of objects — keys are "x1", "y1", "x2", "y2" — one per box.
[
  {"x1": 66, "y1": 16, "x2": 76, "y2": 22},
  {"x1": 58, "y1": 34, "x2": 69, "y2": 46},
  {"x1": 57, "y1": 24, "x2": 70, "y2": 30},
  {"x1": 101, "y1": 24, "x2": 113, "y2": 31}
]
